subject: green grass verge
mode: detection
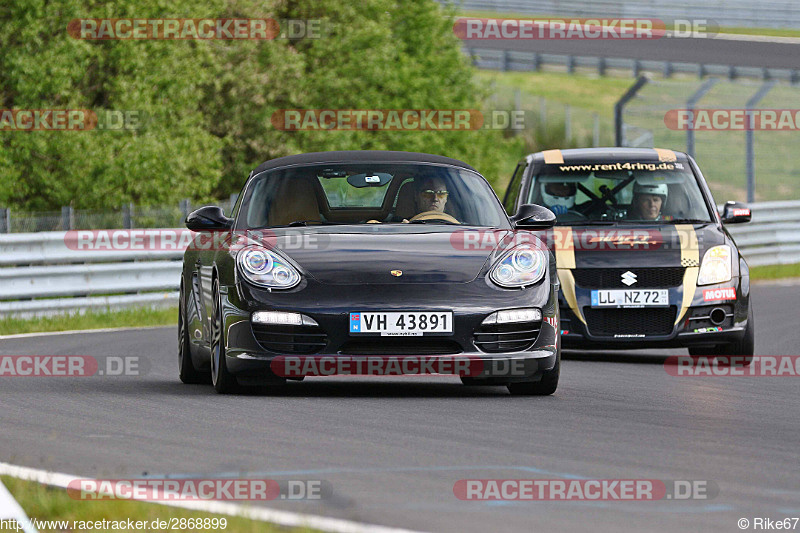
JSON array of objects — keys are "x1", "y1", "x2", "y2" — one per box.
[
  {"x1": 749, "y1": 263, "x2": 800, "y2": 280},
  {"x1": 0, "y1": 476, "x2": 317, "y2": 533},
  {"x1": 477, "y1": 70, "x2": 631, "y2": 118},
  {"x1": 0, "y1": 306, "x2": 176, "y2": 336},
  {"x1": 460, "y1": 10, "x2": 800, "y2": 38}
]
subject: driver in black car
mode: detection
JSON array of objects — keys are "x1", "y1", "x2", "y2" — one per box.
[
  {"x1": 414, "y1": 176, "x2": 449, "y2": 214},
  {"x1": 399, "y1": 176, "x2": 458, "y2": 223}
]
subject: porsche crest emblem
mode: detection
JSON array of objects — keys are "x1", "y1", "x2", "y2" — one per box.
[{"x1": 391, "y1": 270, "x2": 403, "y2": 277}]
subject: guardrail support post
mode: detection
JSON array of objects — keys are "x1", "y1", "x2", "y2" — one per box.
[
  {"x1": 531, "y1": 52, "x2": 540, "y2": 71},
  {"x1": 122, "y1": 203, "x2": 134, "y2": 229},
  {"x1": 598, "y1": 57, "x2": 606, "y2": 76},
  {"x1": 632, "y1": 59, "x2": 640, "y2": 78},
  {"x1": 663, "y1": 61, "x2": 673, "y2": 78},
  {"x1": 0, "y1": 208, "x2": 9, "y2": 233},
  {"x1": 61, "y1": 206, "x2": 74, "y2": 230},
  {"x1": 566, "y1": 55, "x2": 575, "y2": 74},
  {"x1": 180, "y1": 198, "x2": 191, "y2": 219},
  {"x1": 745, "y1": 81, "x2": 776, "y2": 203},
  {"x1": 614, "y1": 76, "x2": 648, "y2": 146}
]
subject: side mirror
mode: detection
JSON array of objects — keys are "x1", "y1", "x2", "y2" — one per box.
[
  {"x1": 185, "y1": 206, "x2": 233, "y2": 231},
  {"x1": 510, "y1": 204, "x2": 556, "y2": 229},
  {"x1": 720, "y1": 201, "x2": 751, "y2": 224}
]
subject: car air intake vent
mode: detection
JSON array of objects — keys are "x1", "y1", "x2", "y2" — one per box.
[
  {"x1": 582, "y1": 307, "x2": 676, "y2": 336},
  {"x1": 252, "y1": 323, "x2": 327, "y2": 354},
  {"x1": 573, "y1": 268, "x2": 685, "y2": 289},
  {"x1": 473, "y1": 321, "x2": 542, "y2": 353},
  {"x1": 339, "y1": 339, "x2": 462, "y2": 356}
]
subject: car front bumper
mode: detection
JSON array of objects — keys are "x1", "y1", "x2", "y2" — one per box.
[{"x1": 218, "y1": 277, "x2": 560, "y2": 382}]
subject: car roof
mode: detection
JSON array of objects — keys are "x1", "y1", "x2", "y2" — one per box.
[
  {"x1": 528, "y1": 147, "x2": 690, "y2": 164},
  {"x1": 252, "y1": 150, "x2": 478, "y2": 175}
]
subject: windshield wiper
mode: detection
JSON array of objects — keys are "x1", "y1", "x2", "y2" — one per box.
[
  {"x1": 408, "y1": 219, "x2": 460, "y2": 225},
  {"x1": 667, "y1": 218, "x2": 712, "y2": 224},
  {"x1": 284, "y1": 220, "x2": 344, "y2": 227}
]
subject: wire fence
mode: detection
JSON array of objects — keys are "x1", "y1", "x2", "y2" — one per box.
[
  {"x1": 488, "y1": 83, "x2": 617, "y2": 149},
  {"x1": 0, "y1": 196, "x2": 237, "y2": 234},
  {"x1": 620, "y1": 77, "x2": 800, "y2": 203}
]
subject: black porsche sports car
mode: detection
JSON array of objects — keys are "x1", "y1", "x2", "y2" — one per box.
[
  {"x1": 179, "y1": 151, "x2": 561, "y2": 394},
  {"x1": 502, "y1": 147, "x2": 753, "y2": 363}
]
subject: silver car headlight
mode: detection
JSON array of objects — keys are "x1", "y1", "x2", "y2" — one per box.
[
  {"x1": 237, "y1": 246, "x2": 301, "y2": 289},
  {"x1": 697, "y1": 245, "x2": 732, "y2": 286},
  {"x1": 489, "y1": 245, "x2": 547, "y2": 288}
]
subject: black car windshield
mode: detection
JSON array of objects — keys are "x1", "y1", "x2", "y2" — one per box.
[
  {"x1": 238, "y1": 162, "x2": 509, "y2": 229},
  {"x1": 529, "y1": 161, "x2": 714, "y2": 225}
]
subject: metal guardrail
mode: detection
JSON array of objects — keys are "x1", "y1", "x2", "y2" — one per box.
[
  {"x1": 465, "y1": 47, "x2": 800, "y2": 82},
  {"x1": 0, "y1": 204, "x2": 797, "y2": 317},
  {"x1": 0, "y1": 231, "x2": 183, "y2": 318},
  {"x1": 724, "y1": 201, "x2": 800, "y2": 266},
  {"x1": 455, "y1": 0, "x2": 800, "y2": 29}
]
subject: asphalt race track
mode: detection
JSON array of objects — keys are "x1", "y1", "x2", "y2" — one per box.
[
  {"x1": 1, "y1": 281, "x2": 799, "y2": 533},
  {"x1": 463, "y1": 33, "x2": 800, "y2": 70}
]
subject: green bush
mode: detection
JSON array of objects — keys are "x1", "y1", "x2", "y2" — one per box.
[{"x1": 0, "y1": 0, "x2": 522, "y2": 210}]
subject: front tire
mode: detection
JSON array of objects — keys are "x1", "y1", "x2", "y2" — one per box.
[
  {"x1": 507, "y1": 349, "x2": 560, "y2": 396},
  {"x1": 210, "y1": 279, "x2": 240, "y2": 394},
  {"x1": 179, "y1": 281, "x2": 208, "y2": 384}
]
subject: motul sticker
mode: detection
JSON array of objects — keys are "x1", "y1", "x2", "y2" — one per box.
[{"x1": 703, "y1": 287, "x2": 736, "y2": 301}]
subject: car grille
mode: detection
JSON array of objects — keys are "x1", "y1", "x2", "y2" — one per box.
[
  {"x1": 573, "y1": 268, "x2": 685, "y2": 289},
  {"x1": 251, "y1": 323, "x2": 327, "y2": 354},
  {"x1": 339, "y1": 339, "x2": 462, "y2": 356},
  {"x1": 582, "y1": 306, "x2": 676, "y2": 336},
  {"x1": 473, "y1": 321, "x2": 542, "y2": 353}
]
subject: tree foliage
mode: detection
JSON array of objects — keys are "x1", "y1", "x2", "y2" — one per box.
[{"x1": 0, "y1": 0, "x2": 517, "y2": 210}]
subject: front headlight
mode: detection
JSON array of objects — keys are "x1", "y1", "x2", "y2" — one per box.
[
  {"x1": 697, "y1": 245, "x2": 732, "y2": 285},
  {"x1": 489, "y1": 245, "x2": 547, "y2": 288},
  {"x1": 237, "y1": 246, "x2": 301, "y2": 289}
]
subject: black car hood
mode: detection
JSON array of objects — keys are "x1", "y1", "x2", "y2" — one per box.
[
  {"x1": 273, "y1": 229, "x2": 512, "y2": 284},
  {"x1": 563, "y1": 223, "x2": 724, "y2": 268}
]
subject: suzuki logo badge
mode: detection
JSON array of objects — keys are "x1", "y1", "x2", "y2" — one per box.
[
  {"x1": 391, "y1": 270, "x2": 402, "y2": 277},
  {"x1": 621, "y1": 271, "x2": 637, "y2": 286}
]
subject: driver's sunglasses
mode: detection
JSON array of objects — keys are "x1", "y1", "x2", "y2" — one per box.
[{"x1": 421, "y1": 189, "x2": 449, "y2": 200}]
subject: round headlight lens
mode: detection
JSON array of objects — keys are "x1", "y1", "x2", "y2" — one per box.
[
  {"x1": 242, "y1": 249, "x2": 272, "y2": 274},
  {"x1": 272, "y1": 265, "x2": 292, "y2": 285},
  {"x1": 496, "y1": 264, "x2": 516, "y2": 282},
  {"x1": 512, "y1": 250, "x2": 537, "y2": 272}
]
